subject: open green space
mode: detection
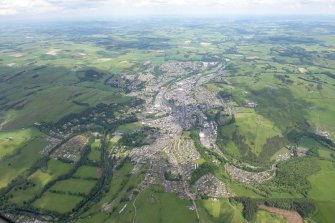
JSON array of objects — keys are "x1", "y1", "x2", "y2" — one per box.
[
  {"x1": 0, "y1": 136, "x2": 47, "y2": 189},
  {"x1": 116, "y1": 122, "x2": 141, "y2": 134},
  {"x1": 9, "y1": 159, "x2": 73, "y2": 204},
  {"x1": 33, "y1": 192, "x2": 83, "y2": 213},
  {"x1": 50, "y1": 178, "x2": 97, "y2": 194},
  {"x1": 254, "y1": 210, "x2": 288, "y2": 223},
  {"x1": 74, "y1": 160, "x2": 144, "y2": 223},
  {"x1": 309, "y1": 160, "x2": 335, "y2": 223},
  {"x1": 197, "y1": 198, "x2": 246, "y2": 223},
  {"x1": 133, "y1": 187, "x2": 197, "y2": 223},
  {"x1": 0, "y1": 128, "x2": 40, "y2": 158},
  {"x1": 74, "y1": 165, "x2": 99, "y2": 179}
]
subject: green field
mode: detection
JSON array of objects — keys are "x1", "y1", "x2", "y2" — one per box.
[
  {"x1": 197, "y1": 198, "x2": 246, "y2": 223},
  {"x1": 0, "y1": 128, "x2": 40, "y2": 158},
  {"x1": 254, "y1": 210, "x2": 288, "y2": 223},
  {"x1": 74, "y1": 160, "x2": 144, "y2": 223},
  {"x1": 116, "y1": 122, "x2": 142, "y2": 134},
  {"x1": 309, "y1": 160, "x2": 335, "y2": 223},
  {"x1": 33, "y1": 192, "x2": 83, "y2": 213},
  {"x1": 50, "y1": 178, "x2": 97, "y2": 194},
  {"x1": 133, "y1": 187, "x2": 197, "y2": 223},
  {"x1": 9, "y1": 159, "x2": 73, "y2": 204},
  {"x1": 0, "y1": 136, "x2": 47, "y2": 189},
  {"x1": 74, "y1": 165, "x2": 99, "y2": 179}
]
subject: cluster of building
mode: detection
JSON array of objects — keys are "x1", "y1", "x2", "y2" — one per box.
[
  {"x1": 199, "y1": 121, "x2": 218, "y2": 149},
  {"x1": 127, "y1": 61, "x2": 236, "y2": 201},
  {"x1": 276, "y1": 150, "x2": 294, "y2": 162},
  {"x1": 164, "y1": 139, "x2": 201, "y2": 179},
  {"x1": 195, "y1": 174, "x2": 233, "y2": 198},
  {"x1": 160, "y1": 61, "x2": 205, "y2": 77},
  {"x1": 225, "y1": 164, "x2": 273, "y2": 184},
  {"x1": 50, "y1": 135, "x2": 88, "y2": 162},
  {"x1": 40, "y1": 136, "x2": 62, "y2": 156}
]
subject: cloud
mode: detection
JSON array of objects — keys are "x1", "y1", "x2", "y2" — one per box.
[
  {"x1": 0, "y1": 0, "x2": 334, "y2": 17},
  {"x1": 0, "y1": 0, "x2": 56, "y2": 15}
]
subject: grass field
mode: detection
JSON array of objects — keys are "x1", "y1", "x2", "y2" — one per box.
[
  {"x1": 133, "y1": 187, "x2": 197, "y2": 223},
  {"x1": 0, "y1": 136, "x2": 47, "y2": 189},
  {"x1": 218, "y1": 108, "x2": 284, "y2": 161},
  {"x1": 2, "y1": 85, "x2": 127, "y2": 130},
  {"x1": 50, "y1": 178, "x2": 97, "y2": 194},
  {"x1": 33, "y1": 192, "x2": 83, "y2": 213},
  {"x1": 309, "y1": 160, "x2": 335, "y2": 223},
  {"x1": 88, "y1": 140, "x2": 101, "y2": 161},
  {"x1": 88, "y1": 149, "x2": 101, "y2": 161},
  {"x1": 9, "y1": 159, "x2": 73, "y2": 204},
  {"x1": 74, "y1": 161, "x2": 144, "y2": 223},
  {"x1": 74, "y1": 165, "x2": 99, "y2": 179},
  {"x1": 197, "y1": 198, "x2": 246, "y2": 223},
  {"x1": 116, "y1": 122, "x2": 141, "y2": 134},
  {"x1": 0, "y1": 128, "x2": 40, "y2": 158},
  {"x1": 234, "y1": 110, "x2": 283, "y2": 156},
  {"x1": 254, "y1": 210, "x2": 288, "y2": 223}
]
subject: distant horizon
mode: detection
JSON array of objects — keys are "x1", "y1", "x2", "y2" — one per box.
[
  {"x1": 1, "y1": 14, "x2": 335, "y2": 25},
  {"x1": 1, "y1": 0, "x2": 335, "y2": 22}
]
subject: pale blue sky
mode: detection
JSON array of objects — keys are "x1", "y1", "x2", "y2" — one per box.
[{"x1": 0, "y1": 0, "x2": 334, "y2": 19}]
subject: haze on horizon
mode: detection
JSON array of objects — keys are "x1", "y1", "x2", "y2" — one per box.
[{"x1": 0, "y1": 0, "x2": 335, "y2": 21}]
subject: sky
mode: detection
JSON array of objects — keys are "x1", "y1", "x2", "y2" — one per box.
[{"x1": 0, "y1": 0, "x2": 334, "y2": 19}]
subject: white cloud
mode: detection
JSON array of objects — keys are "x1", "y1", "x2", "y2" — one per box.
[
  {"x1": 0, "y1": 0, "x2": 334, "y2": 17},
  {"x1": 0, "y1": 0, "x2": 57, "y2": 15}
]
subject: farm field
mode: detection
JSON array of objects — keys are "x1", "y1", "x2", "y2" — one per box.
[
  {"x1": 133, "y1": 187, "x2": 197, "y2": 223},
  {"x1": 0, "y1": 128, "x2": 40, "y2": 158},
  {"x1": 73, "y1": 165, "x2": 100, "y2": 179},
  {"x1": 197, "y1": 199, "x2": 246, "y2": 223},
  {"x1": 50, "y1": 178, "x2": 97, "y2": 194},
  {"x1": 33, "y1": 192, "x2": 83, "y2": 213},
  {"x1": 0, "y1": 136, "x2": 47, "y2": 189},
  {"x1": 8, "y1": 159, "x2": 73, "y2": 204},
  {"x1": 309, "y1": 160, "x2": 335, "y2": 223},
  {"x1": 254, "y1": 210, "x2": 288, "y2": 223}
]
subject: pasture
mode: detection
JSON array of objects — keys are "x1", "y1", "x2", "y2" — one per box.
[
  {"x1": 50, "y1": 178, "x2": 97, "y2": 194},
  {"x1": 309, "y1": 160, "x2": 335, "y2": 223},
  {"x1": 74, "y1": 165, "x2": 99, "y2": 179},
  {"x1": 0, "y1": 128, "x2": 39, "y2": 158},
  {"x1": 9, "y1": 159, "x2": 73, "y2": 204},
  {"x1": 197, "y1": 198, "x2": 246, "y2": 223},
  {"x1": 0, "y1": 136, "x2": 46, "y2": 189},
  {"x1": 33, "y1": 192, "x2": 82, "y2": 213},
  {"x1": 134, "y1": 187, "x2": 197, "y2": 223}
]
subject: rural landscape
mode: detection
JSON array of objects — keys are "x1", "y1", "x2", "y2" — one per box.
[{"x1": 0, "y1": 16, "x2": 335, "y2": 223}]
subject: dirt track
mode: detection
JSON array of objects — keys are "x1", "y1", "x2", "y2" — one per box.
[{"x1": 259, "y1": 205, "x2": 303, "y2": 223}]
